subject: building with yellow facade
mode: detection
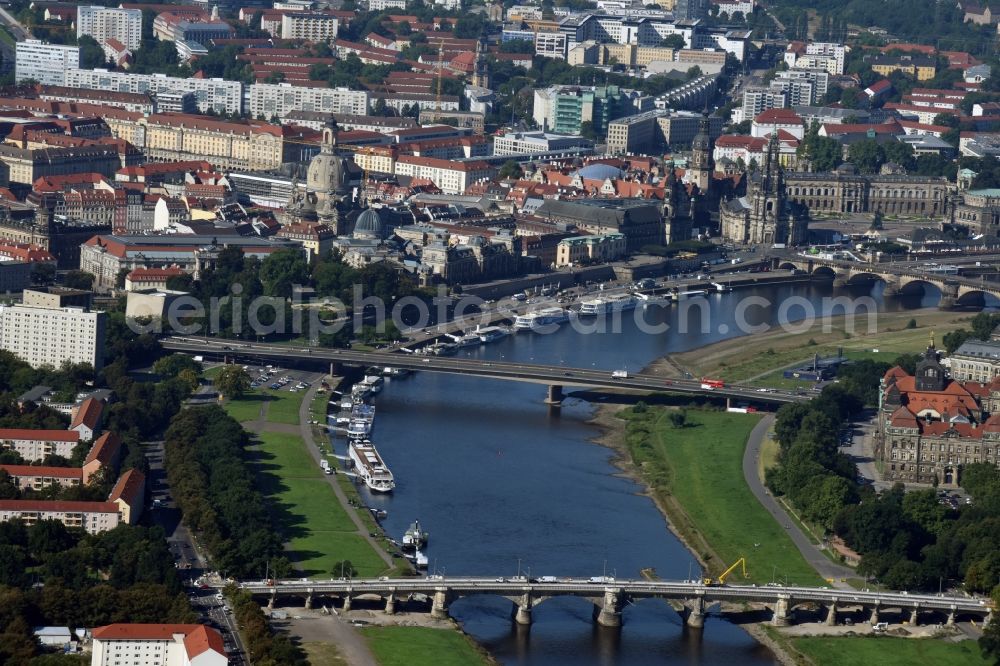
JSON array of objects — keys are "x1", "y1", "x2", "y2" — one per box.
[{"x1": 870, "y1": 54, "x2": 936, "y2": 81}]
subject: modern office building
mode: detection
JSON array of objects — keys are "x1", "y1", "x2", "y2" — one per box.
[
  {"x1": 15, "y1": 40, "x2": 79, "y2": 86},
  {"x1": 77, "y1": 6, "x2": 143, "y2": 50},
  {"x1": 493, "y1": 131, "x2": 593, "y2": 156},
  {"x1": 533, "y1": 85, "x2": 642, "y2": 135}
]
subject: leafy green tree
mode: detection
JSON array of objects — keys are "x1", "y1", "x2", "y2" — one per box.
[
  {"x1": 667, "y1": 411, "x2": 687, "y2": 428},
  {"x1": 660, "y1": 34, "x2": 685, "y2": 49},
  {"x1": 847, "y1": 139, "x2": 886, "y2": 174},
  {"x1": 331, "y1": 559, "x2": 358, "y2": 578},
  {"x1": 153, "y1": 354, "x2": 202, "y2": 379},
  {"x1": 499, "y1": 160, "x2": 523, "y2": 179},
  {"x1": 215, "y1": 365, "x2": 251, "y2": 399},
  {"x1": 62, "y1": 271, "x2": 94, "y2": 291},
  {"x1": 260, "y1": 247, "x2": 309, "y2": 298}
]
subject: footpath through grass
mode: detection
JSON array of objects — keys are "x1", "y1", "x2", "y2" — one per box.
[
  {"x1": 222, "y1": 387, "x2": 303, "y2": 425},
  {"x1": 788, "y1": 635, "x2": 990, "y2": 666},
  {"x1": 621, "y1": 407, "x2": 825, "y2": 586},
  {"x1": 250, "y1": 430, "x2": 387, "y2": 577},
  {"x1": 360, "y1": 626, "x2": 490, "y2": 666}
]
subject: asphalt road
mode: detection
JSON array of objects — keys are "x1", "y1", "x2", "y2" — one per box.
[{"x1": 742, "y1": 414, "x2": 857, "y2": 587}]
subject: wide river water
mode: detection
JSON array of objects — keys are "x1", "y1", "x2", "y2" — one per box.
[{"x1": 335, "y1": 281, "x2": 943, "y2": 665}]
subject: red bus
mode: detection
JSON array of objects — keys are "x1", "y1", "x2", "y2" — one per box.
[{"x1": 700, "y1": 378, "x2": 725, "y2": 389}]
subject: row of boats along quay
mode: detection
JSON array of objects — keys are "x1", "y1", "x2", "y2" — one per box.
[
  {"x1": 410, "y1": 281, "x2": 732, "y2": 354},
  {"x1": 329, "y1": 369, "x2": 431, "y2": 570}
]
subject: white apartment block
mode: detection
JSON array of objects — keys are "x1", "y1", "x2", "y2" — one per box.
[
  {"x1": 280, "y1": 13, "x2": 338, "y2": 41},
  {"x1": 805, "y1": 42, "x2": 846, "y2": 75},
  {"x1": 0, "y1": 429, "x2": 81, "y2": 461},
  {"x1": 736, "y1": 87, "x2": 787, "y2": 123},
  {"x1": 248, "y1": 83, "x2": 369, "y2": 120},
  {"x1": 394, "y1": 155, "x2": 494, "y2": 194},
  {"x1": 15, "y1": 40, "x2": 79, "y2": 86},
  {"x1": 773, "y1": 68, "x2": 829, "y2": 103},
  {"x1": 77, "y1": 6, "x2": 142, "y2": 50},
  {"x1": 0, "y1": 500, "x2": 120, "y2": 534},
  {"x1": 368, "y1": 0, "x2": 407, "y2": 9},
  {"x1": 92, "y1": 624, "x2": 227, "y2": 666},
  {"x1": 714, "y1": 0, "x2": 754, "y2": 18},
  {"x1": 0, "y1": 303, "x2": 106, "y2": 370},
  {"x1": 63, "y1": 68, "x2": 244, "y2": 114}
]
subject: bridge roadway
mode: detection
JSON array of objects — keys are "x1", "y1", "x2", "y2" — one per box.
[
  {"x1": 162, "y1": 337, "x2": 806, "y2": 405},
  {"x1": 235, "y1": 576, "x2": 991, "y2": 629}
]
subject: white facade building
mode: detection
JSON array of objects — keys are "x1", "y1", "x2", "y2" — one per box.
[
  {"x1": 280, "y1": 13, "x2": 339, "y2": 41},
  {"x1": 369, "y1": 0, "x2": 407, "y2": 8},
  {"x1": 0, "y1": 500, "x2": 120, "y2": 534},
  {"x1": 248, "y1": 83, "x2": 369, "y2": 120},
  {"x1": 394, "y1": 156, "x2": 494, "y2": 194},
  {"x1": 0, "y1": 303, "x2": 106, "y2": 370},
  {"x1": 0, "y1": 429, "x2": 81, "y2": 461},
  {"x1": 493, "y1": 131, "x2": 593, "y2": 155},
  {"x1": 15, "y1": 40, "x2": 80, "y2": 86},
  {"x1": 63, "y1": 69, "x2": 244, "y2": 114},
  {"x1": 77, "y1": 6, "x2": 142, "y2": 50},
  {"x1": 91, "y1": 624, "x2": 228, "y2": 666}
]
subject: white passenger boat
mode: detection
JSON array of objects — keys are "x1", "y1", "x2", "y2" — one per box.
[
  {"x1": 361, "y1": 375, "x2": 384, "y2": 393},
  {"x1": 348, "y1": 440, "x2": 395, "y2": 493},
  {"x1": 579, "y1": 294, "x2": 639, "y2": 315},
  {"x1": 402, "y1": 520, "x2": 429, "y2": 551},
  {"x1": 513, "y1": 307, "x2": 570, "y2": 332},
  {"x1": 346, "y1": 419, "x2": 370, "y2": 439},
  {"x1": 476, "y1": 325, "x2": 510, "y2": 343},
  {"x1": 446, "y1": 331, "x2": 482, "y2": 347}
]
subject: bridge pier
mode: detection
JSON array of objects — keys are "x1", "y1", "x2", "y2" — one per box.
[
  {"x1": 825, "y1": 602, "x2": 837, "y2": 626},
  {"x1": 513, "y1": 593, "x2": 533, "y2": 626},
  {"x1": 304, "y1": 592, "x2": 313, "y2": 610},
  {"x1": 431, "y1": 588, "x2": 451, "y2": 620},
  {"x1": 267, "y1": 590, "x2": 276, "y2": 610},
  {"x1": 545, "y1": 384, "x2": 564, "y2": 405},
  {"x1": 909, "y1": 605, "x2": 919, "y2": 626},
  {"x1": 385, "y1": 591, "x2": 396, "y2": 615},
  {"x1": 342, "y1": 595, "x2": 352, "y2": 612},
  {"x1": 869, "y1": 603, "x2": 879, "y2": 625},
  {"x1": 882, "y1": 280, "x2": 901, "y2": 297},
  {"x1": 595, "y1": 589, "x2": 623, "y2": 627},
  {"x1": 946, "y1": 609, "x2": 955, "y2": 626},
  {"x1": 938, "y1": 295, "x2": 957, "y2": 310},
  {"x1": 686, "y1": 596, "x2": 706, "y2": 629},
  {"x1": 771, "y1": 595, "x2": 791, "y2": 626}
]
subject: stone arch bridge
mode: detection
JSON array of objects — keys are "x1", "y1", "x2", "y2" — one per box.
[
  {"x1": 233, "y1": 577, "x2": 991, "y2": 630},
  {"x1": 777, "y1": 257, "x2": 1000, "y2": 309}
]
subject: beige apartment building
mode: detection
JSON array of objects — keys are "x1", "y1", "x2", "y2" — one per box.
[
  {"x1": 0, "y1": 464, "x2": 83, "y2": 490},
  {"x1": 280, "y1": 12, "x2": 339, "y2": 41},
  {"x1": 0, "y1": 429, "x2": 81, "y2": 461},
  {"x1": 103, "y1": 113, "x2": 291, "y2": 172},
  {"x1": 393, "y1": 155, "x2": 494, "y2": 194},
  {"x1": 0, "y1": 144, "x2": 120, "y2": 186},
  {"x1": 0, "y1": 499, "x2": 121, "y2": 534}
]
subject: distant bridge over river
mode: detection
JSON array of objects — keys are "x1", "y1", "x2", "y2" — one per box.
[
  {"x1": 778, "y1": 257, "x2": 1000, "y2": 308},
  {"x1": 232, "y1": 576, "x2": 992, "y2": 629},
  {"x1": 162, "y1": 337, "x2": 807, "y2": 405}
]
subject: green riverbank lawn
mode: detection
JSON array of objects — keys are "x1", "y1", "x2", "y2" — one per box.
[
  {"x1": 622, "y1": 408, "x2": 826, "y2": 586},
  {"x1": 250, "y1": 431, "x2": 388, "y2": 577},
  {"x1": 222, "y1": 388, "x2": 304, "y2": 424},
  {"x1": 360, "y1": 626, "x2": 490, "y2": 666},
  {"x1": 789, "y1": 636, "x2": 991, "y2": 666}
]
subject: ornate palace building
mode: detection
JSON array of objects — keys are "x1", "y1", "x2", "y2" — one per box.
[
  {"x1": 783, "y1": 163, "x2": 950, "y2": 217},
  {"x1": 877, "y1": 344, "x2": 1000, "y2": 487}
]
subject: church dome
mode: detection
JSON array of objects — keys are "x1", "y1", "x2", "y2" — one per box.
[
  {"x1": 307, "y1": 151, "x2": 349, "y2": 195},
  {"x1": 353, "y1": 208, "x2": 386, "y2": 239}
]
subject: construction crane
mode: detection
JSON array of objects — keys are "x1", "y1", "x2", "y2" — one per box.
[{"x1": 703, "y1": 557, "x2": 748, "y2": 586}]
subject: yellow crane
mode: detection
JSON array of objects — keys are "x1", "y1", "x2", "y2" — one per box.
[{"x1": 703, "y1": 557, "x2": 748, "y2": 586}]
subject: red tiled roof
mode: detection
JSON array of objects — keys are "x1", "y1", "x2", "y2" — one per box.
[
  {"x1": 84, "y1": 432, "x2": 122, "y2": 466},
  {"x1": 0, "y1": 499, "x2": 118, "y2": 512},
  {"x1": 0, "y1": 465, "x2": 82, "y2": 479},
  {"x1": 70, "y1": 398, "x2": 103, "y2": 432},
  {"x1": 0, "y1": 429, "x2": 79, "y2": 442},
  {"x1": 184, "y1": 624, "x2": 226, "y2": 659},
  {"x1": 109, "y1": 469, "x2": 145, "y2": 506},
  {"x1": 753, "y1": 108, "x2": 802, "y2": 124}
]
